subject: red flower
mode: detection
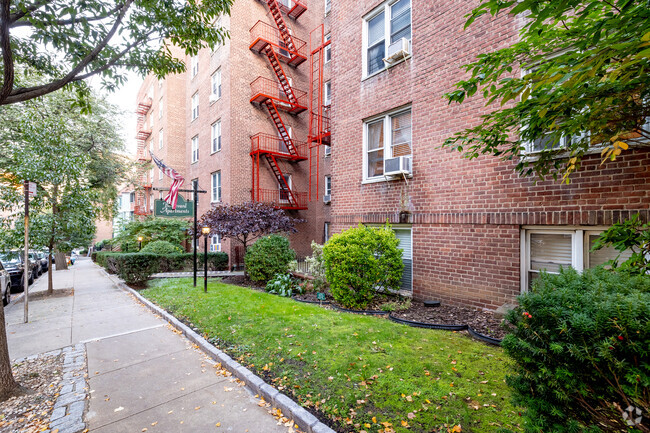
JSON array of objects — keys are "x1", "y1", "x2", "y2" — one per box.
[{"x1": 618, "y1": 335, "x2": 624, "y2": 341}]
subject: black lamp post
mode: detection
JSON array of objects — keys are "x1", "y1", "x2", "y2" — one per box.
[
  {"x1": 138, "y1": 236, "x2": 143, "y2": 251},
  {"x1": 201, "y1": 226, "x2": 210, "y2": 293}
]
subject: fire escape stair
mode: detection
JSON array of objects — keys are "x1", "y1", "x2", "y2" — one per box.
[
  {"x1": 265, "y1": 154, "x2": 299, "y2": 208},
  {"x1": 266, "y1": 0, "x2": 296, "y2": 53},
  {"x1": 264, "y1": 100, "x2": 298, "y2": 157}
]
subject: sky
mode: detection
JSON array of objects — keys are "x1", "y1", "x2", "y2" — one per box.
[{"x1": 89, "y1": 71, "x2": 143, "y2": 156}]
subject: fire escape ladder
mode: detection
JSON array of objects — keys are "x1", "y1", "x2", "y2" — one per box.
[
  {"x1": 264, "y1": 45, "x2": 297, "y2": 104},
  {"x1": 264, "y1": 99, "x2": 297, "y2": 155},
  {"x1": 266, "y1": 0, "x2": 296, "y2": 53},
  {"x1": 308, "y1": 25, "x2": 325, "y2": 202},
  {"x1": 265, "y1": 154, "x2": 298, "y2": 207}
]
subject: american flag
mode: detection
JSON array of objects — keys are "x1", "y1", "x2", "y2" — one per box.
[{"x1": 150, "y1": 152, "x2": 185, "y2": 209}]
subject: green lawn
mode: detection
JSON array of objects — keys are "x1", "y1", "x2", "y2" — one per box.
[{"x1": 142, "y1": 278, "x2": 521, "y2": 433}]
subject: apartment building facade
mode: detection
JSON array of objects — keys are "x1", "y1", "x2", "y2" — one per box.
[
  {"x1": 328, "y1": 0, "x2": 650, "y2": 309},
  {"x1": 134, "y1": 0, "x2": 332, "y2": 263}
]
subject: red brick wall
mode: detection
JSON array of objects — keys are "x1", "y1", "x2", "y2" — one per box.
[{"x1": 329, "y1": 0, "x2": 650, "y2": 308}]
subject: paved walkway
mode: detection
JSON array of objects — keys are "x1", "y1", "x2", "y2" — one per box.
[{"x1": 5, "y1": 258, "x2": 288, "y2": 433}]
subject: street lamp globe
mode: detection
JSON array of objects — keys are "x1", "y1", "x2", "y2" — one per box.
[{"x1": 201, "y1": 226, "x2": 211, "y2": 236}]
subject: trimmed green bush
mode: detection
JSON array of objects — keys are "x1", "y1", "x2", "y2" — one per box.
[
  {"x1": 107, "y1": 253, "x2": 160, "y2": 285},
  {"x1": 322, "y1": 224, "x2": 403, "y2": 309},
  {"x1": 503, "y1": 267, "x2": 650, "y2": 432},
  {"x1": 245, "y1": 235, "x2": 295, "y2": 282},
  {"x1": 141, "y1": 240, "x2": 183, "y2": 255}
]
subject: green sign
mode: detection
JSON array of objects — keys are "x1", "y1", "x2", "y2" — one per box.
[
  {"x1": 317, "y1": 292, "x2": 326, "y2": 301},
  {"x1": 154, "y1": 196, "x2": 194, "y2": 218}
]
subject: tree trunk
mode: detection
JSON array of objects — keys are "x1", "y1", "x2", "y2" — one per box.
[
  {"x1": 55, "y1": 250, "x2": 67, "y2": 271},
  {"x1": 47, "y1": 247, "x2": 53, "y2": 295},
  {"x1": 0, "y1": 297, "x2": 27, "y2": 401}
]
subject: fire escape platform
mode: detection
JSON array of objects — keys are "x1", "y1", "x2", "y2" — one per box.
[
  {"x1": 250, "y1": 133, "x2": 308, "y2": 161},
  {"x1": 136, "y1": 97, "x2": 152, "y2": 116},
  {"x1": 255, "y1": 188, "x2": 308, "y2": 210},
  {"x1": 250, "y1": 21, "x2": 307, "y2": 67},
  {"x1": 136, "y1": 129, "x2": 152, "y2": 141},
  {"x1": 250, "y1": 77, "x2": 307, "y2": 114},
  {"x1": 278, "y1": 0, "x2": 307, "y2": 19}
]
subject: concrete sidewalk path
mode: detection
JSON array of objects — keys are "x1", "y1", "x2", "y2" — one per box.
[{"x1": 5, "y1": 258, "x2": 289, "y2": 433}]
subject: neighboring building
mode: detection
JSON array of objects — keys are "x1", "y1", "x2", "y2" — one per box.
[
  {"x1": 133, "y1": 0, "x2": 332, "y2": 265},
  {"x1": 328, "y1": 0, "x2": 650, "y2": 309}
]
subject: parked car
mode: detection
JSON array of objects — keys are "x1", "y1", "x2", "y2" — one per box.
[
  {"x1": 0, "y1": 251, "x2": 31, "y2": 292},
  {"x1": 38, "y1": 251, "x2": 50, "y2": 273},
  {"x1": 0, "y1": 261, "x2": 10, "y2": 306},
  {"x1": 28, "y1": 251, "x2": 46, "y2": 276}
]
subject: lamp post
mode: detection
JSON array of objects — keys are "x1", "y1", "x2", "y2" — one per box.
[
  {"x1": 137, "y1": 236, "x2": 143, "y2": 251},
  {"x1": 201, "y1": 227, "x2": 210, "y2": 293}
]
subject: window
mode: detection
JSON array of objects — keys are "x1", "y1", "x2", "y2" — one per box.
[
  {"x1": 158, "y1": 168, "x2": 163, "y2": 180},
  {"x1": 211, "y1": 69, "x2": 221, "y2": 100},
  {"x1": 149, "y1": 168, "x2": 154, "y2": 182},
  {"x1": 211, "y1": 171, "x2": 221, "y2": 203},
  {"x1": 323, "y1": 81, "x2": 331, "y2": 106},
  {"x1": 191, "y1": 135, "x2": 199, "y2": 163},
  {"x1": 325, "y1": 0, "x2": 331, "y2": 14},
  {"x1": 211, "y1": 120, "x2": 221, "y2": 153},
  {"x1": 324, "y1": 33, "x2": 331, "y2": 63},
  {"x1": 394, "y1": 227, "x2": 412, "y2": 292},
  {"x1": 191, "y1": 93, "x2": 199, "y2": 120},
  {"x1": 364, "y1": 108, "x2": 412, "y2": 180},
  {"x1": 324, "y1": 175, "x2": 332, "y2": 197},
  {"x1": 158, "y1": 129, "x2": 163, "y2": 149},
  {"x1": 212, "y1": 17, "x2": 223, "y2": 52},
  {"x1": 363, "y1": 0, "x2": 411, "y2": 77},
  {"x1": 324, "y1": 145, "x2": 331, "y2": 156},
  {"x1": 522, "y1": 228, "x2": 634, "y2": 290},
  {"x1": 191, "y1": 55, "x2": 198, "y2": 78},
  {"x1": 158, "y1": 101, "x2": 163, "y2": 119},
  {"x1": 279, "y1": 174, "x2": 292, "y2": 202},
  {"x1": 324, "y1": 222, "x2": 330, "y2": 243},
  {"x1": 130, "y1": 192, "x2": 135, "y2": 203},
  {"x1": 210, "y1": 234, "x2": 221, "y2": 252}
]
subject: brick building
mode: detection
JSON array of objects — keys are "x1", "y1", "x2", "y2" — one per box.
[
  {"x1": 133, "y1": 0, "x2": 332, "y2": 264},
  {"x1": 327, "y1": 0, "x2": 650, "y2": 309}
]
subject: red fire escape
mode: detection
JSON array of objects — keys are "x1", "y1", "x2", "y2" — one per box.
[
  {"x1": 134, "y1": 97, "x2": 153, "y2": 216},
  {"x1": 308, "y1": 25, "x2": 331, "y2": 201},
  {"x1": 249, "y1": 0, "x2": 309, "y2": 210}
]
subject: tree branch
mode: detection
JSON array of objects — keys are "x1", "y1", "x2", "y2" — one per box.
[
  {"x1": 0, "y1": 0, "x2": 135, "y2": 105},
  {"x1": 0, "y1": 0, "x2": 15, "y2": 101},
  {"x1": 11, "y1": 5, "x2": 122, "y2": 28},
  {"x1": 8, "y1": 0, "x2": 50, "y2": 24}
]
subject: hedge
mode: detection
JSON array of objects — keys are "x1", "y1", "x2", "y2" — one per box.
[{"x1": 94, "y1": 251, "x2": 228, "y2": 285}]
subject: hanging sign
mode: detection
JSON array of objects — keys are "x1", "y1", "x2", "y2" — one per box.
[{"x1": 154, "y1": 195, "x2": 193, "y2": 218}]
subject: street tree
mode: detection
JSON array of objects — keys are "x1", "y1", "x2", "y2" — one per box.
[
  {"x1": 443, "y1": 0, "x2": 650, "y2": 181},
  {"x1": 198, "y1": 202, "x2": 303, "y2": 252},
  {"x1": 0, "y1": 0, "x2": 231, "y2": 106}
]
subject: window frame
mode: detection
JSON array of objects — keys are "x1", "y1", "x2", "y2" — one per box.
[
  {"x1": 211, "y1": 170, "x2": 221, "y2": 203},
  {"x1": 362, "y1": 0, "x2": 412, "y2": 79},
  {"x1": 211, "y1": 69, "x2": 222, "y2": 101},
  {"x1": 362, "y1": 106, "x2": 412, "y2": 182},
  {"x1": 210, "y1": 234, "x2": 221, "y2": 252},
  {"x1": 211, "y1": 120, "x2": 222, "y2": 154},
  {"x1": 158, "y1": 129, "x2": 164, "y2": 149},
  {"x1": 324, "y1": 175, "x2": 332, "y2": 197},
  {"x1": 191, "y1": 135, "x2": 199, "y2": 163},
  {"x1": 191, "y1": 92, "x2": 199, "y2": 121},
  {"x1": 190, "y1": 55, "x2": 199, "y2": 78},
  {"x1": 324, "y1": 33, "x2": 331, "y2": 63},
  {"x1": 323, "y1": 81, "x2": 331, "y2": 106}
]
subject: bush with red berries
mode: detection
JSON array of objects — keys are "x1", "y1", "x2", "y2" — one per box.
[{"x1": 503, "y1": 267, "x2": 649, "y2": 432}]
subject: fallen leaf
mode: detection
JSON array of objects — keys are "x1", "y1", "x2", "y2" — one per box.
[
  {"x1": 216, "y1": 422, "x2": 221, "y2": 427},
  {"x1": 407, "y1": 412, "x2": 415, "y2": 419},
  {"x1": 451, "y1": 425, "x2": 462, "y2": 433}
]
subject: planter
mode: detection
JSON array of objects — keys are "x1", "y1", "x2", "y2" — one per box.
[
  {"x1": 423, "y1": 300, "x2": 441, "y2": 308},
  {"x1": 467, "y1": 326, "x2": 502, "y2": 346},
  {"x1": 388, "y1": 313, "x2": 468, "y2": 331}
]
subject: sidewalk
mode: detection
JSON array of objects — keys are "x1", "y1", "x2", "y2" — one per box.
[{"x1": 4, "y1": 258, "x2": 290, "y2": 433}]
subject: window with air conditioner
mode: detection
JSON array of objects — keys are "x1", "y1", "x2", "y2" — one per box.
[
  {"x1": 211, "y1": 69, "x2": 221, "y2": 102},
  {"x1": 191, "y1": 93, "x2": 199, "y2": 120},
  {"x1": 211, "y1": 120, "x2": 222, "y2": 153},
  {"x1": 363, "y1": 0, "x2": 411, "y2": 77},
  {"x1": 210, "y1": 234, "x2": 221, "y2": 252},
  {"x1": 323, "y1": 175, "x2": 332, "y2": 203},
  {"x1": 522, "y1": 228, "x2": 634, "y2": 291},
  {"x1": 190, "y1": 55, "x2": 199, "y2": 78},
  {"x1": 364, "y1": 107, "x2": 412, "y2": 181},
  {"x1": 211, "y1": 171, "x2": 221, "y2": 203},
  {"x1": 191, "y1": 135, "x2": 199, "y2": 163}
]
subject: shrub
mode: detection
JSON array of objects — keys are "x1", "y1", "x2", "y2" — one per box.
[
  {"x1": 106, "y1": 253, "x2": 160, "y2": 285},
  {"x1": 245, "y1": 234, "x2": 296, "y2": 282},
  {"x1": 266, "y1": 273, "x2": 302, "y2": 297},
  {"x1": 141, "y1": 240, "x2": 183, "y2": 255},
  {"x1": 322, "y1": 224, "x2": 403, "y2": 309},
  {"x1": 503, "y1": 267, "x2": 650, "y2": 432}
]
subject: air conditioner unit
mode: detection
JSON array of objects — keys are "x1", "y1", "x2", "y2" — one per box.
[
  {"x1": 383, "y1": 38, "x2": 410, "y2": 65},
  {"x1": 323, "y1": 194, "x2": 331, "y2": 204},
  {"x1": 324, "y1": 145, "x2": 331, "y2": 156},
  {"x1": 209, "y1": 94, "x2": 219, "y2": 103},
  {"x1": 384, "y1": 155, "x2": 412, "y2": 177}
]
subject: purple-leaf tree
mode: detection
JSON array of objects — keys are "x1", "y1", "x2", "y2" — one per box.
[{"x1": 197, "y1": 202, "x2": 304, "y2": 251}]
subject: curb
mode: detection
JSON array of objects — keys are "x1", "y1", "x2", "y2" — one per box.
[
  {"x1": 291, "y1": 296, "x2": 331, "y2": 305},
  {"x1": 112, "y1": 277, "x2": 336, "y2": 433},
  {"x1": 467, "y1": 326, "x2": 503, "y2": 346}
]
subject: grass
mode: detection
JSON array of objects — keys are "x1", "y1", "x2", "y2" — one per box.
[{"x1": 142, "y1": 278, "x2": 522, "y2": 433}]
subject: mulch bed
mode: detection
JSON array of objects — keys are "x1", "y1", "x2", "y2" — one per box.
[
  {"x1": 0, "y1": 354, "x2": 65, "y2": 433},
  {"x1": 293, "y1": 291, "x2": 333, "y2": 304},
  {"x1": 391, "y1": 301, "x2": 510, "y2": 339},
  {"x1": 220, "y1": 275, "x2": 266, "y2": 290}
]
